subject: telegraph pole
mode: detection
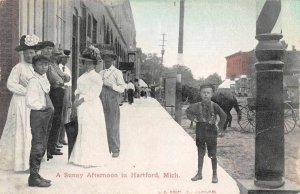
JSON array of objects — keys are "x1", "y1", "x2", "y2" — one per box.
[
  {"x1": 160, "y1": 33, "x2": 167, "y2": 65},
  {"x1": 175, "y1": 0, "x2": 184, "y2": 124}
]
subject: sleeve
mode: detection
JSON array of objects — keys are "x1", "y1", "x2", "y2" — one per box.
[
  {"x1": 214, "y1": 103, "x2": 227, "y2": 130},
  {"x1": 26, "y1": 79, "x2": 44, "y2": 110},
  {"x1": 7, "y1": 65, "x2": 27, "y2": 95},
  {"x1": 185, "y1": 103, "x2": 199, "y2": 121},
  {"x1": 112, "y1": 70, "x2": 126, "y2": 93}
]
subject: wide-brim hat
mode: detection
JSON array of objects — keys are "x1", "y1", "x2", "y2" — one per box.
[
  {"x1": 36, "y1": 41, "x2": 55, "y2": 49},
  {"x1": 101, "y1": 49, "x2": 117, "y2": 60},
  {"x1": 15, "y1": 35, "x2": 40, "y2": 52},
  {"x1": 64, "y1": 49, "x2": 71, "y2": 56}
]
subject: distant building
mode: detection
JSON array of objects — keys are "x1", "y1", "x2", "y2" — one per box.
[{"x1": 226, "y1": 47, "x2": 300, "y2": 99}]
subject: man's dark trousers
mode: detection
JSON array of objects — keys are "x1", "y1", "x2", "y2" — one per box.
[
  {"x1": 48, "y1": 87, "x2": 64, "y2": 151},
  {"x1": 195, "y1": 122, "x2": 218, "y2": 174},
  {"x1": 29, "y1": 108, "x2": 53, "y2": 176}
]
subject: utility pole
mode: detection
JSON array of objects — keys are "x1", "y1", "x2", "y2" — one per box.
[
  {"x1": 175, "y1": 0, "x2": 184, "y2": 124},
  {"x1": 157, "y1": 33, "x2": 167, "y2": 102},
  {"x1": 160, "y1": 33, "x2": 167, "y2": 65}
]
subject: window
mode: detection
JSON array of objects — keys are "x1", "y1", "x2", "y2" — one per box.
[
  {"x1": 80, "y1": 4, "x2": 87, "y2": 53},
  {"x1": 87, "y1": 14, "x2": 91, "y2": 38},
  {"x1": 56, "y1": 0, "x2": 66, "y2": 47},
  {"x1": 92, "y1": 17, "x2": 97, "y2": 43}
]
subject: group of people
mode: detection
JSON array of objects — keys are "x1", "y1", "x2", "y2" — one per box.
[
  {"x1": 0, "y1": 34, "x2": 126, "y2": 187},
  {"x1": 0, "y1": 34, "x2": 232, "y2": 188}
]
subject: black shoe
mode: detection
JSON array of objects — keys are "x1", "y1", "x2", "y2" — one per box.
[
  {"x1": 50, "y1": 150, "x2": 63, "y2": 155},
  {"x1": 55, "y1": 148, "x2": 61, "y2": 152},
  {"x1": 60, "y1": 140, "x2": 68, "y2": 145},
  {"x1": 112, "y1": 153, "x2": 119, "y2": 158},
  {"x1": 47, "y1": 153, "x2": 53, "y2": 161},
  {"x1": 28, "y1": 176, "x2": 51, "y2": 187},
  {"x1": 38, "y1": 174, "x2": 51, "y2": 183},
  {"x1": 212, "y1": 173, "x2": 218, "y2": 183},
  {"x1": 191, "y1": 173, "x2": 203, "y2": 181},
  {"x1": 55, "y1": 144, "x2": 63, "y2": 148}
]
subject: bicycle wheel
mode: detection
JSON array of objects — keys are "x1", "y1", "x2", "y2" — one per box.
[
  {"x1": 238, "y1": 106, "x2": 255, "y2": 133},
  {"x1": 284, "y1": 102, "x2": 296, "y2": 134}
]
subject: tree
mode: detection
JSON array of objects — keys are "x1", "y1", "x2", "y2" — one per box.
[
  {"x1": 204, "y1": 73, "x2": 222, "y2": 88},
  {"x1": 140, "y1": 53, "x2": 163, "y2": 85}
]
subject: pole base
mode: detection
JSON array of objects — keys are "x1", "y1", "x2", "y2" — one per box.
[
  {"x1": 237, "y1": 179, "x2": 300, "y2": 194},
  {"x1": 254, "y1": 179, "x2": 285, "y2": 189}
]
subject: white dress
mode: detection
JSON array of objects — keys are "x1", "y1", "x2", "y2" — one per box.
[
  {"x1": 0, "y1": 62, "x2": 34, "y2": 171},
  {"x1": 69, "y1": 70, "x2": 110, "y2": 167}
]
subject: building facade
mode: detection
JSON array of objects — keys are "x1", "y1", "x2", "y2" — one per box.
[{"x1": 0, "y1": 0, "x2": 137, "y2": 135}]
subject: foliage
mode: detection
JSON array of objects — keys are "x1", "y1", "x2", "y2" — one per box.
[{"x1": 140, "y1": 52, "x2": 223, "y2": 103}]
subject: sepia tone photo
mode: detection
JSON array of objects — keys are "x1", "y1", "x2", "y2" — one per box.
[{"x1": 0, "y1": 0, "x2": 300, "y2": 193}]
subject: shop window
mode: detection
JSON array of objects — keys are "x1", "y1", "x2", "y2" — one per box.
[
  {"x1": 92, "y1": 17, "x2": 97, "y2": 43},
  {"x1": 87, "y1": 14, "x2": 91, "y2": 38}
]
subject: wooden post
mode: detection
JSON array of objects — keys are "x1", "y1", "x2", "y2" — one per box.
[{"x1": 175, "y1": 74, "x2": 182, "y2": 124}]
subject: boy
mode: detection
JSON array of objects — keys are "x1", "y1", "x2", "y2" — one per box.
[
  {"x1": 26, "y1": 55, "x2": 54, "y2": 187},
  {"x1": 186, "y1": 84, "x2": 227, "y2": 183}
]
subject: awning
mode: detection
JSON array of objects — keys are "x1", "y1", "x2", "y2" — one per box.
[{"x1": 139, "y1": 79, "x2": 148, "y2": 87}]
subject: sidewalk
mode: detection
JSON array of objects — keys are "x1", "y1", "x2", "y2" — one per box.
[{"x1": 0, "y1": 98, "x2": 239, "y2": 194}]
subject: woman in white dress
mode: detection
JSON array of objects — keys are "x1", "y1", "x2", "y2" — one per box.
[
  {"x1": 0, "y1": 35, "x2": 40, "y2": 171},
  {"x1": 69, "y1": 46, "x2": 110, "y2": 167}
]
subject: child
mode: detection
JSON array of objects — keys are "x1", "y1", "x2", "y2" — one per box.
[
  {"x1": 186, "y1": 83, "x2": 227, "y2": 183},
  {"x1": 26, "y1": 55, "x2": 54, "y2": 187}
]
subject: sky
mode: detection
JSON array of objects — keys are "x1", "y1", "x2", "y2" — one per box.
[{"x1": 130, "y1": 0, "x2": 300, "y2": 80}]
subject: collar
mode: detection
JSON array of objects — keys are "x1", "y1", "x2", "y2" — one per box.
[{"x1": 105, "y1": 65, "x2": 115, "y2": 71}]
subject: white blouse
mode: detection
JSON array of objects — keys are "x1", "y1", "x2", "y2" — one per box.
[{"x1": 7, "y1": 62, "x2": 34, "y2": 96}]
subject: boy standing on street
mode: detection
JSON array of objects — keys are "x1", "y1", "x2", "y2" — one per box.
[
  {"x1": 26, "y1": 55, "x2": 54, "y2": 187},
  {"x1": 186, "y1": 84, "x2": 227, "y2": 183}
]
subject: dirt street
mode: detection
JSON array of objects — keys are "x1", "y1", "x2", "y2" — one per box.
[{"x1": 180, "y1": 104, "x2": 300, "y2": 184}]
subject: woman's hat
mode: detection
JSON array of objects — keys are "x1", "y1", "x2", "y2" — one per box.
[
  {"x1": 15, "y1": 35, "x2": 40, "y2": 52},
  {"x1": 79, "y1": 45, "x2": 101, "y2": 62}
]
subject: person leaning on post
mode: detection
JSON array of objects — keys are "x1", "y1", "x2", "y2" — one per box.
[
  {"x1": 186, "y1": 83, "x2": 227, "y2": 183},
  {"x1": 26, "y1": 55, "x2": 54, "y2": 187}
]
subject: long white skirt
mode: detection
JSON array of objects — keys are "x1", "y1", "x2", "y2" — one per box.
[
  {"x1": 0, "y1": 95, "x2": 32, "y2": 171},
  {"x1": 69, "y1": 98, "x2": 110, "y2": 167}
]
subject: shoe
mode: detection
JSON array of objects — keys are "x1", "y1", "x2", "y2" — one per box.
[
  {"x1": 60, "y1": 140, "x2": 68, "y2": 145},
  {"x1": 50, "y1": 150, "x2": 63, "y2": 155},
  {"x1": 55, "y1": 144, "x2": 63, "y2": 148},
  {"x1": 191, "y1": 173, "x2": 202, "y2": 181},
  {"x1": 212, "y1": 173, "x2": 218, "y2": 183},
  {"x1": 112, "y1": 153, "x2": 119, "y2": 158},
  {"x1": 47, "y1": 153, "x2": 53, "y2": 161},
  {"x1": 38, "y1": 174, "x2": 51, "y2": 183},
  {"x1": 55, "y1": 148, "x2": 61, "y2": 152},
  {"x1": 28, "y1": 176, "x2": 51, "y2": 187}
]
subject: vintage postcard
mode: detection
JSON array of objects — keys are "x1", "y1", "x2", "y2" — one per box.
[{"x1": 0, "y1": 0, "x2": 299, "y2": 193}]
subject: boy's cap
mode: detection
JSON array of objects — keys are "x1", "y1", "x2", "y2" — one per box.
[
  {"x1": 32, "y1": 55, "x2": 52, "y2": 65},
  {"x1": 200, "y1": 83, "x2": 215, "y2": 92}
]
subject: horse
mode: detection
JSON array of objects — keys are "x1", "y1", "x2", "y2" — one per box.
[{"x1": 187, "y1": 90, "x2": 241, "y2": 130}]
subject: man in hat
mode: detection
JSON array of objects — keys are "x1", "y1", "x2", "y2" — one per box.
[
  {"x1": 100, "y1": 47, "x2": 126, "y2": 158},
  {"x1": 57, "y1": 50, "x2": 72, "y2": 145},
  {"x1": 38, "y1": 41, "x2": 70, "y2": 159}
]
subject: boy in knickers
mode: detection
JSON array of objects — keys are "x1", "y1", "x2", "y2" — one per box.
[
  {"x1": 26, "y1": 55, "x2": 54, "y2": 187},
  {"x1": 186, "y1": 84, "x2": 227, "y2": 183}
]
